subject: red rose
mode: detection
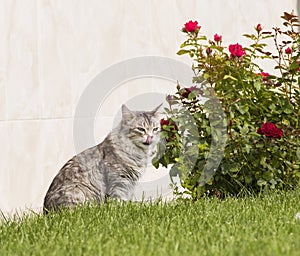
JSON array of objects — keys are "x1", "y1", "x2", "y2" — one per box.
[
  {"x1": 214, "y1": 33, "x2": 222, "y2": 42},
  {"x1": 257, "y1": 122, "x2": 283, "y2": 139},
  {"x1": 229, "y1": 43, "x2": 246, "y2": 58},
  {"x1": 298, "y1": 67, "x2": 300, "y2": 71},
  {"x1": 183, "y1": 20, "x2": 201, "y2": 33},
  {"x1": 160, "y1": 119, "x2": 178, "y2": 142},
  {"x1": 160, "y1": 118, "x2": 170, "y2": 128},
  {"x1": 181, "y1": 86, "x2": 202, "y2": 98},
  {"x1": 256, "y1": 24, "x2": 262, "y2": 32},
  {"x1": 259, "y1": 72, "x2": 271, "y2": 81},
  {"x1": 160, "y1": 119, "x2": 178, "y2": 130}
]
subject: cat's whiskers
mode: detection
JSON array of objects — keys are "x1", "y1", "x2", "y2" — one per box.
[{"x1": 43, "y1": 104, "x2": 162, "y2": 212}]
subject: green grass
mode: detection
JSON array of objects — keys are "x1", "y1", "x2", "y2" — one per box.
[{"x1": 1, "y1": 190, "x2": 300, "y2": 256}]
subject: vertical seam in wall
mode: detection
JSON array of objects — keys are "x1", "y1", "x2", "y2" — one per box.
[
  {"x1": 4, "y1": 1, "x2": 16, "y2": 122},
  {"x1": 36, "y1": 0, "x2": 40, "y2": 119},
  {"x1": 149, "y1": 0, "x2": 153, "y2": 90},
  {"x1": 35, "y1": 0, "x2": 41, "y2": 120},
  {"x1": 298, "y1": 0, "x2": 300, "y2": 32}
]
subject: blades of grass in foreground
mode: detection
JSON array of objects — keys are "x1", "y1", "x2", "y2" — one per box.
[{"x1": 1, "y1": 190, "x2": 300, "y2": 256}]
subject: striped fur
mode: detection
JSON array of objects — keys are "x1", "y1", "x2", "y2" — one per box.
[{"x1": 43, "y1": 104, "x2": 161, "y2": 212}]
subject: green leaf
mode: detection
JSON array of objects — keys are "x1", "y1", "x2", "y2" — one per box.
[
  {"x1": 180, "y1": 41, "x2": 189, "y2": 48},
  {"x1": 223, "y1": 75, "x2": 238, "y2": 81},
  {"x1": 243, "y1": 34, "x2": 256, "y2": 40},
  {"x1": 254, "y1": 81, "x2": 261, "y2": 91},
  {"x1": 257, "y1": 179, "x2": 267, "y2": 186},
  {"x1": 290, "y1": 61, "x2": 299, "y2": 70},
  {"x1": 283, "y1": 104, "x2": 294, "y2": 114},
  {"x1": 262, "y1": 171, "x2": 273, "y2": 181},
  {"x1": 268, "y1": 103, "x2": 276, "y2": 111},
  {"x1": 193, "y1": 76, "x2": 206, "y2": 84},
  {"x1": 238, "y1": 105, "x2": 249, "y2": 115},
  {"x1": 244, "y1": 144, "x2": 251, "y2": 154},
  {"x1": 229, "y1": 166, "x2": 239, "y2": 173},
  {"x1": 177, "y1": 49, "x2": 190, "y2": 55},
  {"x1": 197, "y1": 36, "x2": 207, "y2": 41},
  {"x1": 282, "y1": 119, "x2": 290, "y2": 126}
]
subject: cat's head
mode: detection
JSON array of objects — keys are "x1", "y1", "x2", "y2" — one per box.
[{"x1": 120, "y1": 104, "x2": 162, "y2": 149}]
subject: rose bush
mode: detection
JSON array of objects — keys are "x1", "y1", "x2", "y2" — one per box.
[{"x1": 153, "y1": 12, "x2": 300, "y2": 198}]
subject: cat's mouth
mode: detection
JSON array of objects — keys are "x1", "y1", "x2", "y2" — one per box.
[{"x1": 143, "y1": 136, "x2": 153, "y2": 145}]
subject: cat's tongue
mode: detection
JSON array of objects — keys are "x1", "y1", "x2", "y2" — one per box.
[{"x1": 145, "y1": 136, "x2": 152, "y2": 145}]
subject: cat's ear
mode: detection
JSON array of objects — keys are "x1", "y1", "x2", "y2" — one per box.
[
  {"x1": 151, "y1": 103, "x2": 163, "y2": 116},
  {"x1": 122, "y1": 104, "x2": 136, "y2": 120}
]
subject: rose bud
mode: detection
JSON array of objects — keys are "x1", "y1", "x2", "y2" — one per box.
[
  {"x1": 214, "y1": 33, "x2": 222, "y2": 42},
  {"x1": 206, "y1": 47, "x2": 212, "y2": 55},
  {"x1": 285, "y1": 47, "x2": 292, "y2": 54},
  {"x1": 256, "y1": 24, "x2": 262, "y2": 32}
]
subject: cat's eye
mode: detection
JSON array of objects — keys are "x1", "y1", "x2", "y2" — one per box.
[
  {"x1": 137, "y1": 127, "x2": 146, "y2": 133},
  {"x1": 153, "y1": 127, "x2": 160, "y2": 132}
]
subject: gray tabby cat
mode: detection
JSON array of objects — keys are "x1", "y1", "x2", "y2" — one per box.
[{"x1": 43, "y1": 104, "x2": 161, "y2": 212}]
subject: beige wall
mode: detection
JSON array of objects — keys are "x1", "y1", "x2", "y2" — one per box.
[{"x1": 0, "y1": 0, "x2": 298, "y2": 215}]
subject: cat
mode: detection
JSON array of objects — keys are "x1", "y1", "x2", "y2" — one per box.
[{"x1": 43, "y1": 104, "x2": 162, "y2": 212}]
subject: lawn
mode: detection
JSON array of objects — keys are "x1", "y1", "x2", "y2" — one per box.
[{"x1": 1, "y1": 189, "x2": 300, "y2": 256}]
